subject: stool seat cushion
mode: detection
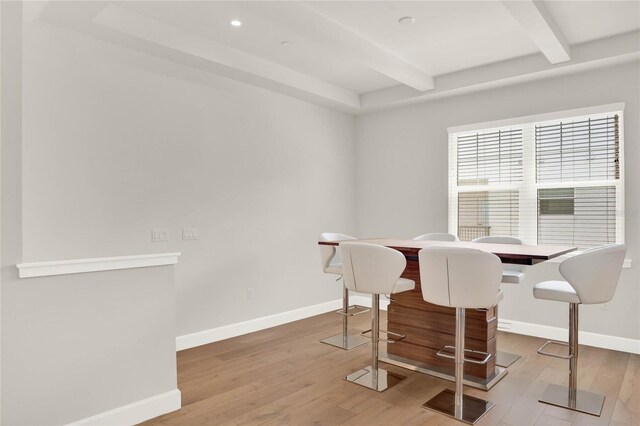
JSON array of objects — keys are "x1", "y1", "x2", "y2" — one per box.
[
  {"x1": 502, "y1": 270, "x2": 525, "y2": 284},
  {"x1": 392, "y1": 278, "x2": 415, "y2": 294},
  {"x1": 324, "y1": 264, "x2": 342, "y2": 275},
  {"x1": 533, "y1": 280, "x2": 581, "y2": 304}
]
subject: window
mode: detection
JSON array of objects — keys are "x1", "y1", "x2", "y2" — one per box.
[
  {"x1": 538, "y1": 188, "x2": 575, "y2": 216},
  {"x1": 448, "y1": 105, "x2": 624, "y2": 249}
]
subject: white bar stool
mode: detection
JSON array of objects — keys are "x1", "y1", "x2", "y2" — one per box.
[
  {"x1": 413, "y1": 232, "x2": 460, "y2": 242},
  {"x1": 418, "y1": 247, "x2": 503, "y2": 424},
  {"x1": 472, "y1": 236, "x2": 526, "y2": 368},
  {"x1": 318, "y1": 233, "x2": 370, "y2": 350},
  {"x1": 340, "y1": 242, "x2": 415, "y2": 392},
  {"x1": 533, "y1": 244, "x2": 626, "y2": 416}
]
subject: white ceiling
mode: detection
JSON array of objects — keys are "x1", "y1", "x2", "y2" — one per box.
[
  {"x1": 309, "y1": 1, "x2": 541, "y2": 77},
  {"x1": 116, "y1": 1, "x2": 397, "y2": 94},
  {"x1": 544, "y1": 1, "x2": 640, "y2": 44},
  {"x1": 31, "y1": 1, "x2": 640, "y2": 112}
]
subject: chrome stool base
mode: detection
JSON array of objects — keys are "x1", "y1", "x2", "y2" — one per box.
[
  {"x1": 344, "y1": 366, "x2": 405, "y2": 392},
  {"x1": 536, "y1": 304, "x2": 604, "y2": 417},
  {"x1": 423, "y1": 389, "x2": 494, "y2": 425},
  {"x1": 320, "y1": 333, "x2": 369, "y2": 350},
  {"x1": 320, "y1": 283, "x2": 369, "y2": 350},
  {"x1": 539, "y1": 384, "x2": 605, "y2": 417},
  {"x1": 496, "y1": 351, "x2": 521, "y2": 368}
]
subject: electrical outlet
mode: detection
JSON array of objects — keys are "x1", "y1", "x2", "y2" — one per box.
[
  {"x1": 182, "y1": 228, "x2": 199, "y2": 240},
  {"x1": 246, "y1": 288, "x2": 254, "y2": 300},
  {"x1": 152, "y1": 228, "x2": 169, "y2": 242}
]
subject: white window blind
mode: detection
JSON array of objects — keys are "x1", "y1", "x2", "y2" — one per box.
[
  {"x1": 454, "y1": 128, "x2": 523, "y2": 241},
  {"x1": 449, "y1": 106, "x2": 624, "y2": 249},
  {"x1": 457, "y1": 129, "x2": 523, "y2": 186},
  {"x1": 536, "y1": 115, "x2": 619, "y2": 182}
]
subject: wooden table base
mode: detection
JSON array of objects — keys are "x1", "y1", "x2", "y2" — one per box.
[
  {"x1": 382, "y1": 256, "x2": 508, "y2": 390},
  {"x1": 318, "y1": 238, "x2": 576, "y2": 392}
]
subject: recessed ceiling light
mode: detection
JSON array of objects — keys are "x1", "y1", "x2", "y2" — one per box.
[
  {"x1": 398, "y1": 16, "x2": 415, "y2": 25},
  {"x1": 281, "y1": 41, "x2": 291, "y2": 46},
  {"x1": 230, "y1": 20, "x2": 242, "y2": 27}
]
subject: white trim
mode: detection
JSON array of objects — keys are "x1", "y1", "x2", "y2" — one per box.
[
  {"x1": 17, "y1": 252, "x2": 181, "y2": 278},
  {"x1": 447, "y1": 103, "x2": 625, "y2": 135},
  {"x1": 498, "y1": 319, "x2": 640, "y2": 355},
  {"x1": 176, "y1": 298, "x2": 344, "y2": 351},
  {"x1": 67, "y1": 389, "x2": 181, "y2": 426}
]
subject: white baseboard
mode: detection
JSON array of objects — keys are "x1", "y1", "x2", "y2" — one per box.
[
  {"x1": 67, "y1": 389, "x2": 181, "y2": 426},
  {"x1": 499, "y1": 319, "x2": 640, "y2": 355},
  {"x1": 176, "y1": 299, "x2": 344, "y2": 351},
  {"x1": 176, "y1": 295, "x2": 639, "y2": 355}
]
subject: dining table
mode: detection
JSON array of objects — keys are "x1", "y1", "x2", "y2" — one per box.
[{"x1": 318, "y1": 238, "x2": 577, "y2": 390}]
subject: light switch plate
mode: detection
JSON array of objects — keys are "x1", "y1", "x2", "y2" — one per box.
[
  {"x1": 152, "y1": 228, "x2": 169, "y2": 242},
  {"x1": 182, "y1": 228, "x2": 199, "y2": 241}
]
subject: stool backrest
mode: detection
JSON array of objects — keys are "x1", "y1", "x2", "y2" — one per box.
[
  {"x1": 559, "y1": 244, "x2": 626, "y2": 304},
  {"x1": 319, "y1": 233, "x2": 355, "y2": 271},
  {"x1": 472, "y1": 236, "x2": 523, "y2": 245},
  {"x1": 418, "y1": 247, "x2": 503, "y2": 308},
  {"x1": 472, "y1": 236, "x2": 525, "y2": 273},
  {"x1": 340, "y1": 242, "x2": 407, "y2": 294},
  {"x1": 413, "y1": 233, "x2": 460, "y2": 242}
]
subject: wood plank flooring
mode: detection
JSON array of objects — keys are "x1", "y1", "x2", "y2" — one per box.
[{"x1": 142, "y1": 311, "x2": 639, "y2": 426}]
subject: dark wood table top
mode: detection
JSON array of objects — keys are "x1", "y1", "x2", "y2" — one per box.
[{"x1": 318, "y1": 238, "x2": 577, "y2": 265}]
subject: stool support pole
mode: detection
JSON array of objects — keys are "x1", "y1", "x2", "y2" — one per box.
[
  {"x1": 342, "y1": 285, "x2": 349, "y2": 345},
  {"x1": 320, "y1": 283, "x2": 369, "y2": 350},
  {"x1": 372, "y1": 294, "x2": 380, "y2": 386},
  {"x1": 343, "y1": 292, "x2": 405, "y2": 392},
  {"x1": 538, "y1": 302, "x2": 605, "y2": 416},
  {"x1": 422, "y1": 306, "x2": 494, "y2": 424},
  {"x1": 569, "y1": 303, "x2": 579, "y2": 407},
  {"x1": 455, "y1": 307, "x2": 465, "y2": 418}
]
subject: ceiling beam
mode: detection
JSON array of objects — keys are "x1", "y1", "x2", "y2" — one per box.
[
  {"x1": 360, "y1": 31, "x2": 639, "y2": 112},
  {"x1": 243, "y1": 1, "x2": 434, "y2": 92},
  {"x1": 502, "y1": 0, "x2": 571, "y2": 64},
  {"x1": 90, "y1": 4, "x2": 360, "y2": 112}
]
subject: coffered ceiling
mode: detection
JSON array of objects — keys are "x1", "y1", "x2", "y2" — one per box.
[{"x1": 28, "y1": 1, "x2": 640, "y2": 113}]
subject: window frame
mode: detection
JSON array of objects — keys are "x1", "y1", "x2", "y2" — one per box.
[{"x1": 448, "y1": 103, "x2": 625, "y2": 247}]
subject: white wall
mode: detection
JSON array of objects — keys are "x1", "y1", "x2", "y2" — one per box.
[
  {"x1": 356, "y1": 61, "x2": 640, "y2": 341},
  {"x1": 3, "y1": 9, "x2": 181, "y2": 425},
  {"x1": 8, "y1": 11, "x2": 639, "y2": 425},
  {"x1": 21, "y1": 20, "x2": 356, "y2": 338},
  {"x1": 2, "y1": 267, "x2": 179, "y2": 426}
]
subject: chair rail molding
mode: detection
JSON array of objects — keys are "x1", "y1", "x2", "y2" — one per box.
[{"x1": 17, "y1": 252, "x2": 181, "y2": 278}]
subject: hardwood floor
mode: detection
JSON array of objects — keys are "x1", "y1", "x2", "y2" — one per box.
[{"x1": 143, "y1": 311, "x2": 639, "y2": 426}]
